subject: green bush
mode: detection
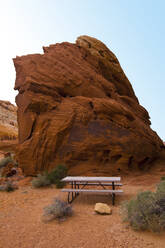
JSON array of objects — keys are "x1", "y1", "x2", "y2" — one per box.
[
  {"x1": 31, "y1": 164, "x2": 67, "y2": 188},
  {"x1": 47, "y1": 164, "x2": 67, "y2": 187},
  {"x1": 0, "y1": 182, "x2": 16, "y2": 192},
  {"x1": 31, "y1": 173, "x2": 51, "y2": 188},
  {"x1": 5, "y1": 181, "x2": 16, "y2": 192},
  {"x1": 55, "y1": 179, "x2": 66, "y2": 188},
  {"x1": 156, "y1": 180, "x2": 165, "y2": 197},
  {"x1": 121, "y1": 181, "x2": 165, "y2": 232},
  {"x1": 43, "y1": 198, "x2": 73, "y2": 221},
  {"x1": 161, "y1": 176, "x2": 165, "y2": 181},
  {"x1": 0, "y1": 157, "x2": 13, "y2": 168}
]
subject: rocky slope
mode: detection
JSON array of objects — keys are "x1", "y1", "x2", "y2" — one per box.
[
  {"x1": 13, "y1": 35, "x2": 163, "y2": 175},
  {"x1": 0, "y1": 100, "x2": 18, "y2": 140}
]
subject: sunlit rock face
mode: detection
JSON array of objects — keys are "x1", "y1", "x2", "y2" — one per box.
[
  {"x1": 13, "y1": 35, "x2": 163, "y2": 175},
  {"x1": 0, "y1": 100, "x2": 18, "y2": 140}
]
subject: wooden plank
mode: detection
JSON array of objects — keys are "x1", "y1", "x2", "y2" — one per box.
[
  {"x1": 61, "y1": 189, "x2": 123, "y2": 194},
  {"x1": 62, "y1": 176, "x2": 121, "y2": 182}
]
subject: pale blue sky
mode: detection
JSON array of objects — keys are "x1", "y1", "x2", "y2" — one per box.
[{"x1": 0, "y1": 0, "x2": 164, "y2": 140}]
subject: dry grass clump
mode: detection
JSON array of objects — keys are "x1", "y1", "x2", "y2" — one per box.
[
  {"x1": 0, "y1": 153, "x2": 18, "y2": 172},
  {"x1": 42, "y1": 198, "x2": 73, "y2": 222},
  {"x1": 121, "y1": 180, "x2": 165, "y2": 233},
  {"x1": 0, "y1": 156, "x2": 13, "y2": 168},
  {"x1": 31, "y1": 164, "x2": 67, "y2": 188},
  {"x1": 31, "y1": 173, "x2": 51, "y2": 188},
  {"x1": 0, "y1": 181, "x2": 16, "y2": 192}
]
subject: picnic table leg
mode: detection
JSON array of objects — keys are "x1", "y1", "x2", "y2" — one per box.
[
  {"x1": 76, "y1": 182, "x2": 80, "y2": 196},
  {"x1": 67, "y1": 182, "x2": 80, "y2": 203},
  {"x1": 74, "y1": 181, "x2": 78, "y2": 196},
  {"x1": 68, "y1": 192, "x2": 71, "y2": 203},
  {"x1": 71, "y1": 182, "x2": 74, "y2": 199},
  {"x1": 112, "y1": 182, "x2": 115, "y2": 205},
  {"x1": 68, "y1": 182, "x2": 75, "y2": 203},
  {"x1": 67, "y1": 182, "x2": 73, "y2": 203}
]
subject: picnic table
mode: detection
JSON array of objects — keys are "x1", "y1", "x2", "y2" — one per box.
[{"x1": 61, "y1": 176, "x2": 123, "y2": 205}]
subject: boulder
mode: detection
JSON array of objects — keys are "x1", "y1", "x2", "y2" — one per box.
[
  {"x1": 13, "y1": 35, "x2": 164, "y2": 175},
  {"x1": 1, "y1": 163, "x2": 16, "y2": 177},
  {"x1": 1, "y1": 163, "x2": 23, "y2": 179},
  {"x1": 94, "y1": 203, "x2": 112, "y2": 215},
  {"x1": 0, "y1": 100, "x2": 18, "y2": 140}
]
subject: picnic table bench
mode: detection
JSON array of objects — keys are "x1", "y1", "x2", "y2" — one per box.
[{"x1": 61, "y1": 176, "x2": 123, "y2": 205}]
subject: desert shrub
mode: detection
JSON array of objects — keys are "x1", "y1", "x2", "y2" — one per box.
[
  {"x1": 31, "y1": 173, "x2": 51, "y2": 188},
  {"x1": 54, "y1": 179, "x2": 66, "y2": 188},
  {"x1": 31, "y1": 164, "x2": 67, "y2": 188},
  {"x1": 47, "y1": 164, "x2": 67, "y2": 183},
  {"x1": 0, "y1": 157, "x2": 13, "y2": 168},
  {"x1": 121, "y1": 181, "x2": 165, "y2": 232},
  {"x1": 0, "y1": 182, "x2": 16, "y2": 192},
  {"x1": 43, "y1": 198, "x2": 73, "y2": 221},
  {"x1": 46, "y1": 164, "x2": 67, "y2": 188},
  {"x1": 161, "y1": 176, "x2": 165, "y2": 181},
  {"x1": 156, "y1": 180, "x2": 165, "y2": 198},
  {"x1": 5, "y1": 181, "x2": 16, "y2": 192}
]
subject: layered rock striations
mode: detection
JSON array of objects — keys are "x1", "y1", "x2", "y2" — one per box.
[
  {"x1": 0, "y1": 100, "x2": 18, "y2": 140},
  {"x1": 13, "y1": 36, "x2": 163, "y2": 175}
]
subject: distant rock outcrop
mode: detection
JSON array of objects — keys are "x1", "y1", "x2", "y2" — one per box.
[
  {"x1": 0, "y1": 100, "x2": 18, "y2": 140},
  {"x1": 13, "y1": 35, "x2": 163, "y2": 175}
]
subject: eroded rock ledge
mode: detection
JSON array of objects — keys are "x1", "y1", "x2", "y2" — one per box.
[{"x1": 13, "y1": 35, "x2": 163, "y2": 175}]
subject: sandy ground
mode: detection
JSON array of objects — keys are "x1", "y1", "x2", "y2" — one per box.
[{"x1": 1, "y1": 163, "x2": 165, "y2": 248}]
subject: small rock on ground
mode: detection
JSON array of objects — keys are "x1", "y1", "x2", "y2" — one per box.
[{"x1": 94, "y1": 203, "x2": 112, "y2": 215}]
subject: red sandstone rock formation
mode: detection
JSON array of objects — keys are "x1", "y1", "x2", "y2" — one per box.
[
  {"x1": 0, "y1": 100, "x2": 18, "y2": 140},
  {"x1": 13, "y1": 35, "x2": 163, "y2": 176}
]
